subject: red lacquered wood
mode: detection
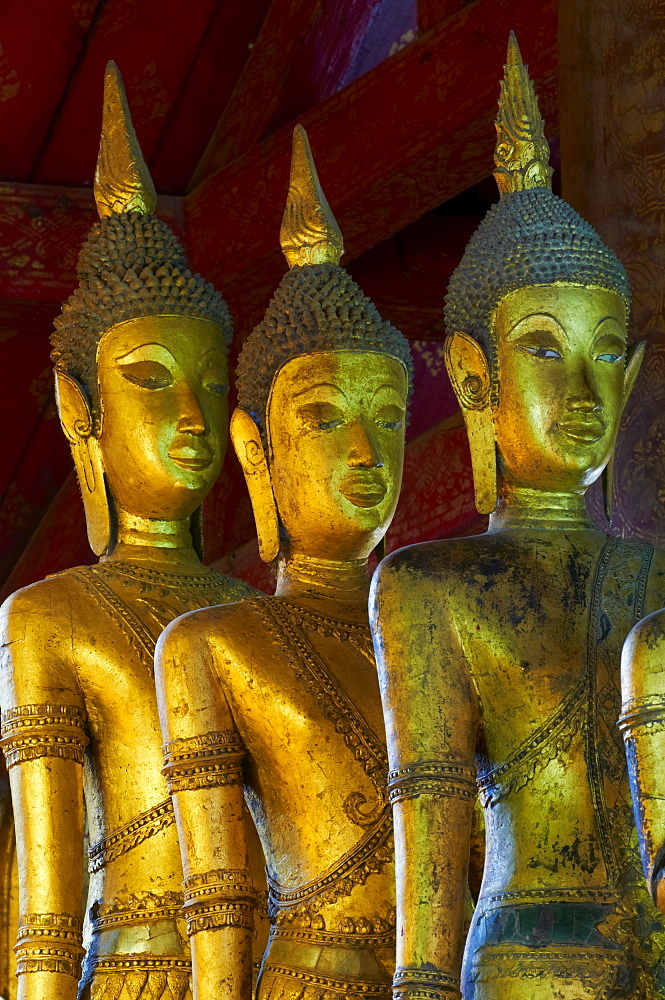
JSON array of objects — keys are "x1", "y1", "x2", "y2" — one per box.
[
  {"x1": 149, "y1": 0, "x2": 272, "y2": 193},
  {"x1": 184, "y1": 0, "x2": 557, "y2": 340},
  {"x1": 0, "y1": 0, "x2": 91, "y2": 182},
  {"x1": 0, "y1": 184, "x2": 181, "y2": 302},
  {"x1": 31, "y1": 0, "x2": 218, "y2": 186},
  {"x1": 189, "y1": 0, "x2": 384, "y2": 189}
]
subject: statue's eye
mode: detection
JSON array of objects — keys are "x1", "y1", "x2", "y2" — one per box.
[
  {"x1": 375, "y1": 404, "x2": 405, "y2": 430},
  {"x1": 119, "y1": 360, "x2": 173, "y2": 389},
  {"x1": 203, "y1": 369, "x2": 230, "y2": 396},
  {"x1": 298, "y1": 402, "x2": 345, "y2": 431},
  {"x1": 205, "y1": 382, "x2": 229, "y2": 396},
  {"x1": 595, "y1": 352, "x2": 623, "y2": 364},
  {"x1": 521, "y1": 346, "x2": 562, "y2": 360}
]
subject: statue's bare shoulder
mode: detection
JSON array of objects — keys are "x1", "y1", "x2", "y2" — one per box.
[
  {"x1": 0, "y1": 569, "x2": 95, "y2": 650},
  {"x1": 0, "y1": 571, "x2": 89, "y2": 696},
  {"x1": 622, "y1": 601, "x2": 665, "y2": 701},
  {"x1": 159, "y1": 595, "x2": 271, "y2": 653},
  {"x1": 156, "y1": 595, "x2": 279, "y2": 708},
  {"x1": 374, "y1": 533, "x2": 499, "y2": 619},
  {"x1": 372, "y1": 538, "x2": 482, "y2": 755}
]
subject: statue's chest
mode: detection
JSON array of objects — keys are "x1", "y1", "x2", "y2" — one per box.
[
  {"x1": 70, "y1": 562, "x2": 247, "y2": 676},
  {"x1": 237, "y1": 598, "x2": 387, "y2": 801}
]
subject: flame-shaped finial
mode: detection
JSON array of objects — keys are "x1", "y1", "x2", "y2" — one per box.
[
  {"x1": 280, "y1": 125, "x2": 344, "y2": 269},
  {"x1": 94, "y1": 61, "x2": 157, "y2": 219},
  {"x1": 493, "y1": 32, "x2": 553, "y2": 197}
]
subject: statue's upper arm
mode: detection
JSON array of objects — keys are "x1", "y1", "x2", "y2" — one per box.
[
  {"x1": 371, "y1": 552, "x2": 478, "y2": 766},
  {"x1": 622, "y1": 607, "x2": 665, "y2": 704},
  {"x1": 155, "y1": 608, "x2": 236, "y2": 741},
  {"x1": 0, "y1": 580, "x2": 82, "y2": 709}
]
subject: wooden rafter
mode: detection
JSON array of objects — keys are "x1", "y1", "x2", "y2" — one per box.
[
  {"x1": 0, "y1": 0, "x2": 556, "y2": 315},
  {"x1": 417, "y1": 0, "x2": 465, "y2": 34},
  {"x1": 30, "y1": 0, "x2": 220, "y2": 186},
  {"x1": 189, "y1": 0, "x2": 387, "y2": 190},
  {"x1": 184, "y1": 0, "x2": 556, "y2": 329}
]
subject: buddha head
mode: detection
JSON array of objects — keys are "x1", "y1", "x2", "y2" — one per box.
[
  {"x1": 232, "y1": 126, "x2": 412, "y2": 564},
  {"x1": 444, "y1": 34, "x2": 641, "y2": 517},
  {"x1": 51, "y1": 63, "x2": 232, "y2": 556}
]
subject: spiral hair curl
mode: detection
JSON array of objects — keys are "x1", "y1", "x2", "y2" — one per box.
[
  {"x1": 51, "y1": 212, "x2": 232, "y2": 423},
  {"x1": 235, "y1": 262, "x2": 413, "y2": 442}
]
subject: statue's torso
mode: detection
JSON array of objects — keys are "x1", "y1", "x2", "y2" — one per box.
[
  {"x1": 199, "y1": 595, "x2": 395, "y2": 998},
  {"x1": 29, "y1": 560, "x2": 252, "y2": 998},
  {"x1": 406, "y1": 529, "x2": 665, "y2": 999}
]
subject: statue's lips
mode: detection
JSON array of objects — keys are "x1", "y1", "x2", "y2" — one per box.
[
  {"x1": 168, "y1": 448, "x2": 213, "y2": 471},
  {"x1": 556, "y1": 419, "x2": 605, "y2": 444},
  {"x1": 339, "y1": 477, "x2": 387, "y2": 509}
]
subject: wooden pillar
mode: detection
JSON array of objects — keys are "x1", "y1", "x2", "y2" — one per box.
[{"x1": 559, "y1": 2, "x2": 665, "y2": 543}]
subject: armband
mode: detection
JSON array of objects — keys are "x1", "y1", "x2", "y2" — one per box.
[
  {"x1": 161, "y1": 730, "x2": 245, "y2": 794},
  {"x1": 618, "y1": 696, "x2": 665, "y2": 737},
  {"x1": 1, "y1": 704, "x2": 88, "y2": 768},
  {"x1": 15, "y1": 912, "x2": 84, "y2": 979},
  {"x1": 387, "y1": 761, "x2": 476, "y2": 804},
  {"x1": 393, "y1": 967, "x2": 459, "y2": 999},
  {"x1": 181, "y1": 868, "x2": 257, "y2": 935}
]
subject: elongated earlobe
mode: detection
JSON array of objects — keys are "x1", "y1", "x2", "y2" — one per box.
[
  {"x1": 231, "y1": 408, "x2": 280, "y2": 563},
  {"x1": 444, "y1": 332, "x2": 497, "y2": 515},
  {"x1": 603, "y1": 340, "x2": 646, "y2": 522},
  {"x1": 55, "y1": 371, "x2": 111, "y2": 555}
]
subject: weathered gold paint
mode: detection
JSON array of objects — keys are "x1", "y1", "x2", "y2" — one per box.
[
  {"x1": 155, "y1": 348, "x2": 408, "y2": 1000},
  {"x1": 373, "y1": 279, "x2": 665, "y2": 998},
  {"x1": 0, "y1": 311, "x2": 254, "y2": 1000}
]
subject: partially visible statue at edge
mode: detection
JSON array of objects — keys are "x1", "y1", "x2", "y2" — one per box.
[
  {"x1": 154, "y1": 125, "x2": 412, "y2": 1000},
  {"x1": 619, "y1": 535, "x2": 665, "y2": 918},
  {"x1": 0, "y1": 62, "x2": 256, "y2": 1000},
  {"x1": 371, "y1": 33, "x2": 665, "y2": 1000}
]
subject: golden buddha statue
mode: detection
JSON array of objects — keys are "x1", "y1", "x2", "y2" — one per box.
[
  {"x1": 620, "y1": 595, "x2": 665, "y2": 920},
  {"x1": 0, "y1": 62, "x2": 255, "y2": 1000},
  {"x1": 154, "y1": 125, "x2": 412, "y2": 1000},
  {"x1": 371, "y1": 34, "x2": 665, "y2": 1000}
]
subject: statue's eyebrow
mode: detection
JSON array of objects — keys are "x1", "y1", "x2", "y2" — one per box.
[
  {"x1": 506, "y1": 312, "x2": 568, "y2": 343},
  {"x1": 372, "y1": 383, "x2": 405, "y2": 402},
  {"x1": 292, "y1": 382, "x2": 347, "y2": 399},
  {"x1": 115, "y1": 342, "x2": 177, "y2": 366},
  {"x1": 593, "y1": 315, "x2": 626, "y2": 335}
]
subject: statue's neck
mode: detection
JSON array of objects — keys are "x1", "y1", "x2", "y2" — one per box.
[
  {"x1": 488, "y1": 481, "x2": 593, "y2": 533},
  {"x1": 102, "y1": 509, "x2": 205, "y2": 573},
  {"x1": 275, "y1": 552, "x2": 371, "y2": 622}
]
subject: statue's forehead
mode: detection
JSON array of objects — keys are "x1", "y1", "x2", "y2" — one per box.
[
  {"x1": 272, "y1": 349, "x2": 406, "y2": 388},
  {"x1": 96, "y1": 315, "x2": 225, "y2": 363},
  {"x1": 493, "y1": 283, "x2": 627, "y2": 336}
]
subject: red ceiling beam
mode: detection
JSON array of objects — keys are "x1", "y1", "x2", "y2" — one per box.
[
  {"x1": 189, "y1": 0, "x2": 386, "y2": 190},
  {"x1": 0, "y1": 184, "x2": 181, "y2": 302},
  {"x1": 417, "y1": 0, "x2": 465, "y2": 34},
  {"x1": 183, "y1": 0, "x2": 557, "y2": 335},
  {"x1": 148, "y1": 0, "x2": 272, "y2": 193},
  {"x1": 0, "y1": 0, "x2": 556, "y2": 314},
  {"x1": 29, "y1": 0, "x2": 220, "y2": 186},
  {"x1": 0, "y1": 0, "x2": 98, "y2": 182}
]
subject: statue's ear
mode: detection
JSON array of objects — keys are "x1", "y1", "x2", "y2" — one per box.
[
  {"x1": 54, "y1": 370, "x2": 94, "y2": 444},
  {"x1": 444, "y1": 331, "x2": 497, "y2": 515},
  {"x1": 624, "y1": 340, "x2": 645, "y2": 406},
  {"x1": 231, "y1": 408, "x2": 280, "y2": 563},
  {"x1": 54, "y1": 370, "x2": 111, "y2": 556}
]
